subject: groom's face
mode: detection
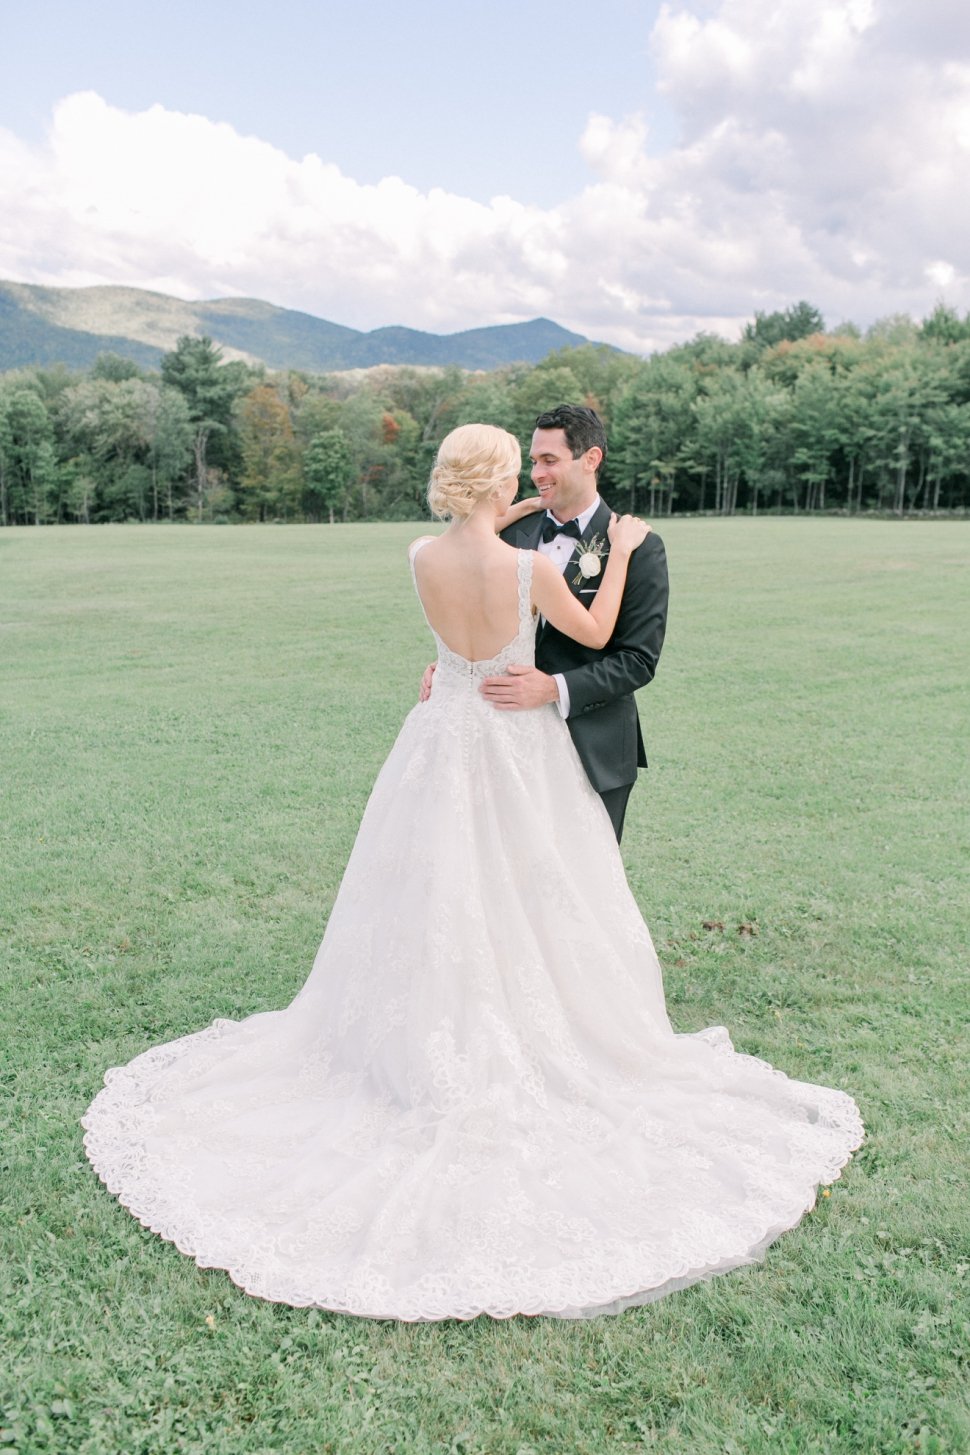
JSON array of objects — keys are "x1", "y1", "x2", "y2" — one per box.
[{"x1": 530, "y1": 427, "x2": 600, "y2": 523}]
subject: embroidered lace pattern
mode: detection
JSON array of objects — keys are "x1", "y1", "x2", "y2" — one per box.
[{"x1": 82, "y1": 545, "x2": 864, "y2": 1320}]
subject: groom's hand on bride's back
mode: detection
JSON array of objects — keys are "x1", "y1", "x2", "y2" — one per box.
[
  {"x1": 480, "y1": 664, "x2": 559, "y2": 710},
  {"x1": 421, "y1": 661, "x2": 558, "y2": 708}
]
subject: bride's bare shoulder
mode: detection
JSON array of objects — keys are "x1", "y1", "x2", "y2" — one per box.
[{"x1": 408, "y1": 535, "x2": 437, "y2": 563}]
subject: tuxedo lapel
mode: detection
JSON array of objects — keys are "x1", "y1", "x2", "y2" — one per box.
[
  {"x1": 562, "y1": 550, "x2": 586, "y2": 602},
  {"x1": 586, "y1": 498, "x2": 614, "y2": 545},
  {"x1": 564, "y1": 498, "x2": 613, "y2": 603},
  {"x1": 513, "y1": 511, "x2": 547, "y2": 551}
]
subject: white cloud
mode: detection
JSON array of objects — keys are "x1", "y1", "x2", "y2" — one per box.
[{"x1": 2, "y1": 2, "x2": 970, "y2": 357}]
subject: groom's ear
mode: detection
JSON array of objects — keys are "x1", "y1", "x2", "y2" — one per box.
[{"x1": 583, "y1": 447, "x2": 603, "y2": 476}]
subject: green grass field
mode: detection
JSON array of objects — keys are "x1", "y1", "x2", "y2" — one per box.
[{"x1": 2, "y1": 520, "x2": 968, "y2": 1455}]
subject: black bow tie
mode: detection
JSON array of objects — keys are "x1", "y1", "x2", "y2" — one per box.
[{"x1": 542, "y1": 517, "x2": 582, "y2": 544}]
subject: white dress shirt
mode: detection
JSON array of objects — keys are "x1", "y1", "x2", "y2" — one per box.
[{"x1": 537, "y1": 496, "x2": 601, "y2": 719}]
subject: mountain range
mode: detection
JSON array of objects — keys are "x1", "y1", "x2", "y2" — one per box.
[{"x1": 0, "y1": 281, "x2": 595, "y2": 374}]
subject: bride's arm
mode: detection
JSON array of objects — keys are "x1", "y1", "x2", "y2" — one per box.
[
  {"x1": 531, "y1": 516, "x2": 651, "y2": 649},
  {"x1": 494, "y1": 495, "x2": 543, "y2": 533}
]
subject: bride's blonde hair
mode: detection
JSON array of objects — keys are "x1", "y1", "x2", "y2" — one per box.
[{"x1": 427, "y1": 424, "x2": 521, "y2": 520}]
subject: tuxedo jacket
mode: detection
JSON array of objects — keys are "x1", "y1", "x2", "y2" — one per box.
[{"x1": 500, "y1": 499, "x2": 669, "y2": 794}]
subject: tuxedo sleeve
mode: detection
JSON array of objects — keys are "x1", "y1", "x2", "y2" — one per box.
[{"x1": 560, "y1": 532, "x2": 669, "y2": 718}]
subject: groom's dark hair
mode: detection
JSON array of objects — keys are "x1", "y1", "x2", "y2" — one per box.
[{"x1": 534, "y1": 404, "x2": 607, "y2": 475}]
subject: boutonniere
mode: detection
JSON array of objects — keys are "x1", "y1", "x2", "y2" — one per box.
[{"x1": 571, "y1": 534, "x2": 608, "y2": 586}]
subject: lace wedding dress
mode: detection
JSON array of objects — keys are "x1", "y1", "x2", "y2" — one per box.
[{"x1": 83, "y1": 547, "x2": 863, "y2": 1320}]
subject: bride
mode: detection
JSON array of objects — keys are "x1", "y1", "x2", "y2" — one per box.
[{"x1": 83, "y1": 424, "x2": 864, "y2": 1321}]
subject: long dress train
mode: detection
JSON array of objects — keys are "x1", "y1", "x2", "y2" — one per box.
[{"x1": 82, "y1": 547, "x2": 863, "y2": 1320}]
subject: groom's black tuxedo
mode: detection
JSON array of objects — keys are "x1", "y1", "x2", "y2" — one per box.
[{"x1": 500, "y1": 499, "x2": 668, "y2": 796}]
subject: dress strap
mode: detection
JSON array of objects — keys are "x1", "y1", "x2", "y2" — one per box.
[
  {"x1": 409, "y1": 536, "x2": 433, "y2": 570},
  {"x1": 408, "y1": 537, "x2": 435, "y2": 633},
  {"x1": 516, "y1": 548, "x2": 534, "y2": 628},
  {"x1": 408, "y1": 536, "x2": 434, "y2": 596}
]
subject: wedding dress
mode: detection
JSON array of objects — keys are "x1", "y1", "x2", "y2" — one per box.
[{"x1": 83, "y1": 546, "x2": 863, "y2": 1320}]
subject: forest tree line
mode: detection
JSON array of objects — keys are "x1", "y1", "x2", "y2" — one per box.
[{"x1": 2, "y1": 300, "x2": 970, "y2": 526}]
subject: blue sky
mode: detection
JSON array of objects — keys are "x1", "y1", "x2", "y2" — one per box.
[
  {"x1": 2, "y1": 0, "x2": 969, "y2": 353},
  {"x1": 3, "y1": 0, "x2": 673, "y2": 207}
]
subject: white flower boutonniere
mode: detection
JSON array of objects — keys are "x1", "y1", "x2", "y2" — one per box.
[{"x1": 571, "y1": 533, "x2": 608, "y2": 587}]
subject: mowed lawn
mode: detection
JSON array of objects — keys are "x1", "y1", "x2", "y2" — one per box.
[{"x1": 1, "y1": 519, "x2": 968, "y2": 1455}]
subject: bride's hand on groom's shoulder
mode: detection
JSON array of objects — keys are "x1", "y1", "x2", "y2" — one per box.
[
  {"x1": 494, "y1": 495, "x2": 544, "y2": 533},
  {"x1": 607, "y1": 513, "x2": 651, "y2": 555}
]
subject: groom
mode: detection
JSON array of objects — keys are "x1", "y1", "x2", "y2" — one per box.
[{"x1": 483, "y1": 404, "x2": 669, "y2": 842}]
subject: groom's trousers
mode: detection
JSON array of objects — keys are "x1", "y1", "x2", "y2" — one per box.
[{"x1": 599, "y1": 784, "x2": 633, "y2": 844}]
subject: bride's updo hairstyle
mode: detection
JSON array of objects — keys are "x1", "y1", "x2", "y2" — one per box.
[{"x1": 427, "y1": 424, "x2": 521, "y2": 521}]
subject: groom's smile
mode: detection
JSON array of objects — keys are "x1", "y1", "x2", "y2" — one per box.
[{"x1": 530, "y1": 426, "x2": 600, "y2": 523}]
